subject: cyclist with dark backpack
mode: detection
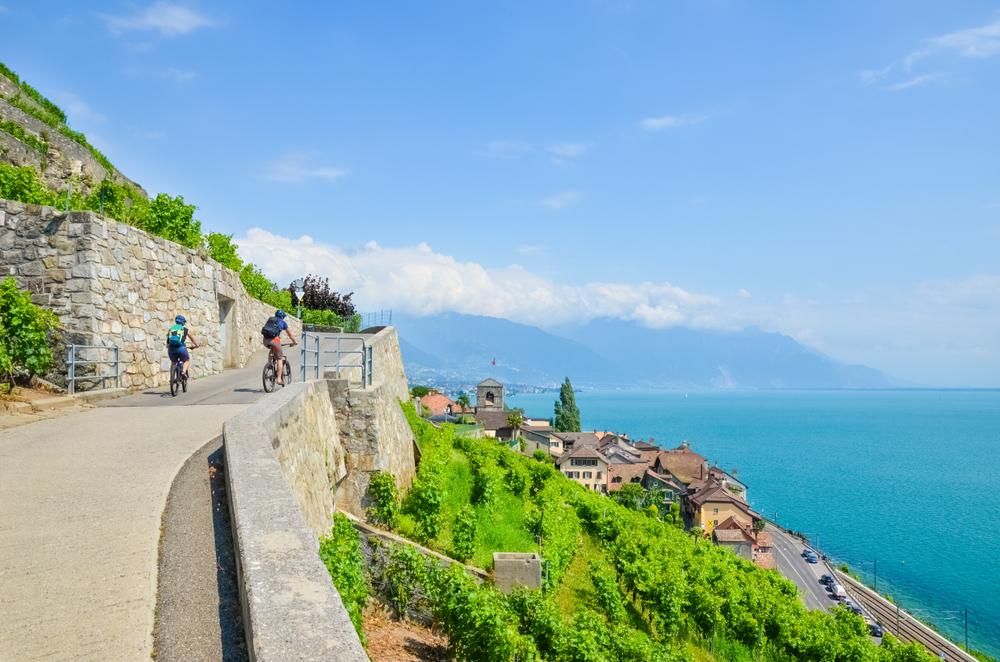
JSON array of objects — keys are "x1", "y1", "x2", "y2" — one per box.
[
  {"x1": 166, "y1": 315, "x2": 199, "y2": 380},
  {"x1": 262, "y1": 310, "x2": 296, "y2": 385}
]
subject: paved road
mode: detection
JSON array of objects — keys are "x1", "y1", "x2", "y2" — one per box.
[
  {"x1": 766, "y1": 525, "x2": 836, "y2": 612},
  {"x1": 0, "y1": 405, "x2": 247, "y2": 661}
]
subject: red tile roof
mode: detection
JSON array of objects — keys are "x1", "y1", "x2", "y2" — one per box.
[
  {"x1": 754, "y1": 553, "x2": 775, "y2": 570},
  {"x1": 421, "y1": 392, "x2": 460, "y2": 417},
  {"x1": 654, "y1": 444, "x2": 707, "y2": 484},
  {"x1": 607, "y1": 462, "x2": 649, "y2": 490},
  {"x1": 756, "y1": 532, "x2": 773, "y2": 548}
]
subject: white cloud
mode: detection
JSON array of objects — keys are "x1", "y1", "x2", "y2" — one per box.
[
  {"x1": 232, "y1": 230, "x2": 722, "y2": 329},
  {"x1": 546, "y1": 142, "x2": 592, "y2": 157},
  {"x1": 542, "y1": 190, "x2": 581, "y2": 209},
  {"x1": 640, "y1": 115, "x2": 706, "y2": 131},
  {"x1": 930, "y1": 18, "x2": 1000, "y2": 57},
  {"x1": 161, "y1": 67, "x2": 196, "y2": 82},
  {"x1": 886, "y1": 74, "x2": 937, "y2": 91},
  {"x1": 103, "y1": 2, "x2": 216, "y2": 36},
  {"x1": 738, "y1": 289, "x2": 751, "y2": 298},
  {"x1": 261, "y1": 153, "x2": 347, "y2": 184},
  {"x1": 862, "y1": 18, "x2": 1000, "y2": 90}
]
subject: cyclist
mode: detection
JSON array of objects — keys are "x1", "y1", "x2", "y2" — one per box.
[
  {"x1": 166, "y1": 315, "x2": 199, "y2": 380},
  {"x1": 261, "y1": 309, "x2": 297, "y2": 385}
]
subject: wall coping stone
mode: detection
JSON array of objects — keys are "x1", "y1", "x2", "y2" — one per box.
[{"x1": 223, "y1": 381, "x2": 368, "y2": 662}]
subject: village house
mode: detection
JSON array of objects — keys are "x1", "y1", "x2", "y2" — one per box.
[
  {"x1": 421, "y1": 389, "x2": 461, "y2": 418},
  {"x1": 684, "y1": 472, "x2": 761, "y2": 535},
  {"x1": 556, "y1": 445, "x2": 610, "y2": 493},
  {"x1": 652, "y1": 440, "x2": 710, "y2": 486}
]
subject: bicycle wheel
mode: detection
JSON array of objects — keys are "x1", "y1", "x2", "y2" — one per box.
[
  {"x1": 263, "y1": 362, "x2": 276, "y2": 393},
  {"x1": 182, "y1": 369, "x2": 188, "y2": 393},
  {"x1": 170, "y1": 362, "x2": 180, "y2": 397},
  {"x1": 281, "y1": 361, "x2": 292, "y2": 387}
]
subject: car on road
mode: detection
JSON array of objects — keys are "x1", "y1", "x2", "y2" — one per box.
[
  {"x1": 869, "y1": 624, "x2": 884, "y2": 637},
  {"x1": 802, "y1": 548, "x2": 814, "y2": 557},
  {"x1": 820, "y1": 574, "x2": 833, "y2": 585},
  {"x1": 851, "y1": 605, "x2": 864, "y2": 616},
  {"x1": 841, "y1": 598, "x2": 853, "y2": 608},
  {"x1": 806, "y1": 553, "x2": 818, "y2": 563},
  {"x1": 831, "y1": 584, "x2": 847, "y2": 599}
]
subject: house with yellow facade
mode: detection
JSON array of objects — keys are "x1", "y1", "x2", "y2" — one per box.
[
  {"x1": 683, "y1": 472, "x2": 760, "y2": 535},
  {"x1": 556, "y1": 445, "x2": 610, "y2": 493}
]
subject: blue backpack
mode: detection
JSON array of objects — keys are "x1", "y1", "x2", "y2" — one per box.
[{"x1": 167, "y1": 324, "x2": 186, "y2": 346}]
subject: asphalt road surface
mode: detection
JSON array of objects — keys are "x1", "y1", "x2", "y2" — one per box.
[
  {"x1": 102, "y1": 333, "x2": 367, "y2": 408},
  {"x1": 766, "y1": 525, "x2": 836, "y2": 612}
]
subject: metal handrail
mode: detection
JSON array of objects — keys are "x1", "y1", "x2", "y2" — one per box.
[
  {"x1": 300, "y1": 331, "x2": 321, "y2": 382},
  {"x1": 67, "y1": 344, "x2": 120, "y2": 395},
  {"x1": 299, "y1": 332, "x2": 372, "y2": 388}
]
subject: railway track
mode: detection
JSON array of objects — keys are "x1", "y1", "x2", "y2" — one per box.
[{"x1": 833, "y1": 571, "x2": 974, "y2": 662}]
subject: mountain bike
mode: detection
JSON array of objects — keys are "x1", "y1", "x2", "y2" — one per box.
[
  {"x1": 169, "y1": 347, "x2": 193, "y2": 397},
  {"x1": 262, "y1": 343, "x2": 295, "y2": 393}
]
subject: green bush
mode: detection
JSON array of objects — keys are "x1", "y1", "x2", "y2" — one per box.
[
  {"x1": 0, "y1": 277, "x2": 59, "y2": 380},
  {"x1": 450, "y1": 504, "x2": 478, "y2": 562},
  {"x1": 19, "y1": 81, "x2": 66, "y2": 123},
  {"x1": 318, "y1": 513, "x2": 368, "y2": 646},
  {"x1": 0, "y1": 61, "x2": 19, "y2": 85},
  {"x1": 0, "y1": 164, "x2": 56, "y2": 205},
  {"x1": 385, "y1": 542, "x2": 427, "y2": 616},
  {"x1": 144, "y1": 193, "x2": 202, "y2": 248},
  {"x1": 0, "y1": 119, "x2": 48, "y2": 155},
  {"x1": 589, "y1": 560, "x2": 627, "y2": 623},
  {"x1": 367, "y1": 470, "x2": 399, "y2": 528}
]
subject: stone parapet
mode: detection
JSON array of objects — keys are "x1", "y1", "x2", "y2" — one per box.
[{"x1": 0, "y1": 198, "x2": 300, "y2": 389}]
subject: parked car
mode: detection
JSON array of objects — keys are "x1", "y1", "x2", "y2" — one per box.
[
  {"x1": 820, "y1": 574, "x2": 833, "y2": 585},
  {"x1": 802, "y1": 548, "x2": 814, "y2": 557},
  {"x1": 869, "y1": 624, "x2": 884, "y2": 637},
  {"x1": 832, "y1": 584, "x2": 847, "y2": 599},
  {"x1": 852, "y1": 605, "x2": 864, "y2": 616}
]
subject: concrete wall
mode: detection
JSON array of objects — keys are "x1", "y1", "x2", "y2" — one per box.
[{"x1": 0, "y1": 199, "x2": 300, "y2": 388}]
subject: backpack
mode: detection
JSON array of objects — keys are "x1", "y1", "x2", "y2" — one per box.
[
  {"x1": 261, "y1": 316, "x2": 282, "y2": 340},
  {"x1": 167, "y1": 324, "x2": 186, "y2": 346}
]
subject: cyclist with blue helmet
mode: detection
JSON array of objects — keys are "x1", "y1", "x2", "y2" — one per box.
[
  {"x1": 261, "y1": 309, "x2": 296, "y2": 385},
  {"x1": 166, "y1": 315, "x2": 199, "y2": 380}
]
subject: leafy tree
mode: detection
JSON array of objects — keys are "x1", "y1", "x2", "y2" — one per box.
[
  {"x1": 617, "y1": 482, "x2": 646, "y2": 510},
  {"x1": 410, "y1": 385, "x2": 430, "y2": 398},
  {"x1": 506, "y1": 413, "x2": 523, "y2": 431},
  {"x1": 456, "y1": 393, "x2": 470, "y2": 412},
  {"x1": 450, "y1": 504, "x2": 478, "y2": 562},
  {"x1": 0, "y1": 164, "x2": 56, "y2": 205},
  {"x1": 645, "y1": 504, "x2": 659, "y2": 519},
  {"x1": 532, "y1": 449, "x2": 548, "y2": 462},
  {"x1": 0, "y1": 278, "x2": 59, "y2": 381},
  {"x1": 553, "y1": 377, "x2": 581, "y2": 432},
  {"x1": 205, "y1": 232, "x2": 244, "y2": 271},
  {"x1": 288, "y1": 274, "x2": 355, "y2": 317}
]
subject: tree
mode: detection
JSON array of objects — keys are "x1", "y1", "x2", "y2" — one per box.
[
  {"x1": 288, "y1": 274, "x2": 355, "y2": 317},
  {"x1": 532, "y1": 449, "x2": 548, "y2": 462},
  {"x1": 456, "y1": 394, "x2": 471, "y2": 422},
  {"x1": 506, "y1": 413, "x2": 523, "y2": 435},
  {"x1": 553, "y1": 377, "x2": 581, "y2": 432},
  {"x1": 617, "y1": 483, "x2": 645, "y2": 510},
  {"x1": 205, "y1": 232, "x2": 244, "y2": 271},
  {"x1": 410, "y1": 386, "x2": 430, "y2": 398}
]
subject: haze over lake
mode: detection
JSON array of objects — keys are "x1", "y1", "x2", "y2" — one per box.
[{"x1": 508, "y1": 388, "x2": 1000, "y2": 656}]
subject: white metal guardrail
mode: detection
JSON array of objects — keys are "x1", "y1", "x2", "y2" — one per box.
[
  {"x1": 300, "y1": 331, "x2": 373, "y2": 388},
  {"x1": 67, "y1": 344, "x2": 120, "y2": 395}
]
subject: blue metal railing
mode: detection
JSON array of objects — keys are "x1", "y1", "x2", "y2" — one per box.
[{"x1": 67, "y1": 344, "x2": 120, "y2": 395}]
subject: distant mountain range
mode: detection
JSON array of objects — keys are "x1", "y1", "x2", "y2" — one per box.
[{"x1": 392, "y1": 312, "x2": 905, "y2": 390}]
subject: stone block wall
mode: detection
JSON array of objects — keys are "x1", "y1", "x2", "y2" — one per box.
[{"x1": 0, "y1": 198, "x2": 301, "y2": 389}]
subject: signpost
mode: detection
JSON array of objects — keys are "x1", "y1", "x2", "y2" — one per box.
[{"x1": 293, "y1": 278, "x2": 305, "y2": 318}]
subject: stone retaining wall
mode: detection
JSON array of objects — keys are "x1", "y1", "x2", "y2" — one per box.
[
  {"x1": 0, "y1": 198, "x2": 300, "y2": 389},
  {"x1": 223, "y1": 330, "x2": 417, "y2": 661}
]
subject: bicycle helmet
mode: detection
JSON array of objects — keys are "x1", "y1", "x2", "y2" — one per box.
[
  {"x1": 175, "y1": 315, "x2": 186, "y2": 324},
  {"x1": 275, "y1": 310, "x2": 287, "y2": 319}
]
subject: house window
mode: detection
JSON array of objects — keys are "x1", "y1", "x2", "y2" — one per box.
[
  {"x1": 584, "y1": 471, "x2": 592, "y2": 479},
  {"x1": 612, "y1": 476, "x2": 622, "y2": 483},
  {"x1": 574, "y1": 471, "x2": 580, "y2": 479},
  {"x1": 564, "y1": 471, "x2": 571, "y2": 478},
  {"x1": 714, "y1": 520, "x2": 718, "y2": 526},
  {"x1": 485, "y1": 391, "x2": 494, "y2": 404},
  {"x1": 597, "y1": 472, "x2": 602, "y2": 479},
  {"x1": 630, "y1": 477, "x2": 640, "y2": 483},
  {"x1": 714, "y1": 508, "x2": 719, "y2": 514}
]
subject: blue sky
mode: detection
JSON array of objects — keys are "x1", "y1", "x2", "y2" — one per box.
[{"x1": 3, "y1": 1, "x2": 999, "y2": 386}]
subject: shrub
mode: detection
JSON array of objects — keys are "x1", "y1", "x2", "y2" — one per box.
[
  {"x1": 450, "y1": 504, "x2": 478, "y2": 562},
  {"x1": 0, "y1": 119, "x2": 48, "y2": 155},
  {"x1": 385, "y1": 542, "x2": 427, "y2": 616},
  {"x1": 19, "y1": 81, "x2": 67, "y2": 124},
  {"x1": 144, "y1": 193, "x2": 202, "y2": 249},
  {"x1": 0, "y1": 277, "x2": 59, "y2": 381},
  {"x1": 532, "y1": 449, "x2": 548, "y2": 462},
  {"x1": 367, "y1": 470, "x2": 399, "y2": 528},
  {"x1": 205, "y1": 232, "x2": 244, "y2": 271},
  {"x1": 0, "y1": 164, "x2": 56, "y2": 205},
  {"x1": 0, "y1": 61, "x2": 19, "y2": 84},
  {"x1": 589, "y1": 560, "x2": 627, "y2": 623},
  {"x1": 318, "y1": 513, "x2": 368, "y2": 645}
]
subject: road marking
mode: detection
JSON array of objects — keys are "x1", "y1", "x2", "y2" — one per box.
[{"x1": 769, "y1": 530, "x2": 827, "y2": 612}]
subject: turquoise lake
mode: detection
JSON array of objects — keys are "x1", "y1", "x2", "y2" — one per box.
[{"x1": 506, "y1": 389, "x2": 1000, "y2": 656}]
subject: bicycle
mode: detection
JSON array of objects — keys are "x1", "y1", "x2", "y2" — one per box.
[
  {"x1": 169, "y1": 347, "x2": 193, "y2": 397},
  {"x1": 262, "y1": 342, "x2": 295, "y2": 393}
]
